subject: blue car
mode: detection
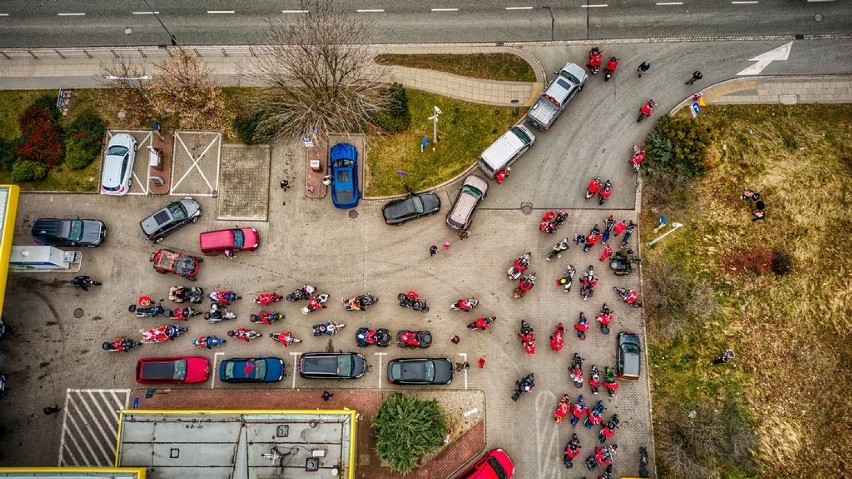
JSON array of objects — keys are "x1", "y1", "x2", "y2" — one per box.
[
  {"x1": 219, "y1": 357, "x2": 285, "y2": 383},
  {"x1": 330, "y1": 143, "x2": 359, "y2": 209}
]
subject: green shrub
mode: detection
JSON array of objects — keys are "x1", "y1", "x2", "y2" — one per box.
[
  {"x1": 234, "y1": 111, "x2": 274, "y2": 145},
  {"x1": 372, "y1": 393, "x2": 448, "y2": 475},
  {"x1": 64, "y1": 136, "x2": 94, "y2": 170},
  {"x1": 374, "y1": 83, "x2": 411, "y2": 133},
  {"x1": 645, "y1": 114, "x2": 717, "y2": 179},
  {"x1": 11, "y1": 159, "x2": 48, "y2": 182},
  {"x1": 64, "y1": 110, "x2": 106, "y2": 169}
]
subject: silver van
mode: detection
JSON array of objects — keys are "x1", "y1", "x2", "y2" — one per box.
[{"x1": 477, "y1": 124, "x2": 536, "y2": 179}]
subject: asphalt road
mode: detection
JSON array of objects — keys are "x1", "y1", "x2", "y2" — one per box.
[{"x1": 0, "y1": 0, "x2": 850, "y2": 48}]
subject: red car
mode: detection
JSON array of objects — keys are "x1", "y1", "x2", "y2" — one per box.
[
  {"x1": 135, "y1": 357, "x2": 210, "y2": 384},
  {"x1": 199, "y1": 228, "x2": 260, "y2": 257},
  {"x1": 150, "y1": 248, "x2": 202, "y2": 280},
  {"x1": 454, "y1": 449, "x2": 514, "y2": 479}
]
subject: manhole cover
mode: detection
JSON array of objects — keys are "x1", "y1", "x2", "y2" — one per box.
[
  {"x1": 520, "y1": 203, "x2": 533, "y2": 215},
  {"x1": 815, "y1": 13, "x2": 823, "y2": 22},
  {"x1": 348, "y1": 210, "x2": 359, "y2": 219},
  {"x1": 73, "y1": 308, "x2": 84, "y2": 318}
]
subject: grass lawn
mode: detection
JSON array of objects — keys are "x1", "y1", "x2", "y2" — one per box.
[
  {"x1": 365, "y1": 89, "x2": 525, "y2": 196},
  {"x1": 374, "y1": 53, "x2": 536, "y2": 82},
  {"x1": 643, "y1": 104, "x2": 852, "y2": 478}
]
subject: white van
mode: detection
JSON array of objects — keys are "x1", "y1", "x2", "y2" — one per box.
[{"x1": 477, "y1": 124, "x2": 536, "y2": 179}]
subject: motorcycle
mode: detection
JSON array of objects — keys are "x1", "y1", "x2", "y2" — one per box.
[
  {"x1": 584, "y1": 226, "x2": 602, "y2": 252},
  {"x1": 596, "y1": 304, "x2": 613, "y2": 335},
  {"x1": 558, "y1": 265, "x2": 577, "y2": 292},
  {"x1": 540, "y1": 210, "x2": 568, "y2": 234},
  {"x1": 518, "y1": 320, "x2": 536, "y2": 355},
  {"x1": 192, "y1": 335, "x2": 226, "y2": 349},
  {"x1": 467, "y1": 316, "x2": 495, "y2": 331},
  {"x1": 203, "y1": 303, "x2": 236, "y2": 323},
  {"x1": 598, "y1": 464, "x2": 615, "y2": 479},
  {"x1": 585, "y1": 177, "x2": 602, "y2": 199},
  {"x1": 250, "y1": 311, "x2": 284, "y2": 324},
  {"x1": 355, "y1": 327, "x2": 391, "y2": 347},
  {"x1": 640, "y1": 446, "x2": 649, "y2": 478},
  {"x1": 603, "y1": 366, "x2": 619, "y2": 397},
  {"x1": 603, "y1": 56, "x2": 618, "y2": 81},
  {"x1": 563, "y1": 433, "x2": 581, "y2": 469},
  {"x1": 398, "y1": 291, "x2": 430, "y2": 313},
  {"x1": 547, "y1": 238, "x2": 571, "y2": 261},
  {"x1": 631, "y1": 145, "x2": 646, "y2": 173},
  {"x1": 637, "y1": 99, "x2": 657, "y2": 122},
  {"x1": 269, "y1": 331, "x2": 303, "y2": 346},
  {"x1": 613, "y1": 287, "x2": 643, "y2": 307},
  {"x1": 554, "y1": 394, "x2": 571, "y2": 423},
  {"x1": 168, "y1": 306, "x2": 200, "y2": 321},
  {"x1": 589, "y1": 365, "x2": 602, "y2": 395},
  {"x1": 550, "y1": 323, "x2": 565, "y2": 352},
  {"x1": 587, "y1": 47, "x2": 602, "y2": 75},
  {"x1": 581, "y1": 266, "x2": 598, "y2": 301},
  {"x1": 227, "y1": 328, "x2": 260, "y2": 342},
  {"x1": 589, "y1": 445, "x2": 617, "y2": 469},
  {"x1": 620, "y1": 221, "x2": 636, "y2": 248},
  {"x1": 610, "y1": 248, "x2": 641, "y2": 276},
  {"x1": 571, "y1": 353, "x2": 584, "y2": 389},
  {"x1": 570, "y1": 394, "x2": 587, "y2": 426},
  {"x1": 312, "y1": 321, "x2": 345, "y2": 336},
  {"x1": 102, "y1": 337, "x2": 138, "y2": 352},
  {"x1": 598, "y1": 180, "x2": 612, "y2": 205},
  {"x1": 254, "y1": 292, "x2": 282, "y2": 306},
  {"x1": 169, "y1": 286, "x2": 203, "y2": 304},
  {"x1": 129, "y1": 301, "x2": 166, "y2": 318},
  {"x1": 451, "y1": 298, "x2": 479, "y2": 312},
  {"x1": 574, "y1": 312, "x2": 590, "y2": 340},
  {"x1": 585, "y1": 400, "x2": 605, "y2": 429},
  {"x1": 301, "y1": 294, "x2": 330, "y2": 314},
  {"x1": 70, "y1": 275, "x2": 101, "y2": 290},
  {"x1": 140, "y1": 325, "x2": 188, "y2": 343},
  {"x1": 511, "y1": 373, "x2": 535, "y2": 401},
  {"x1": 513, "y1": 272, "x2": 536, "y2": 299},
  {"x1": 286, "y1": 284, "x2": 316, "y2": 302},
  {"x1": 342, "y1": 294, "x2": 378, "y2": 311},
  {"x1": 599, "y1": 414, "x2": 619, "y2": 443},
  {"x1": 507, "y1": 252, "x2": 531, "y2": 280},
  {"x1": 209, "y1": 290, "x2": 241, "y2": 305},
  {"x1": 397, "y1": 330, "x2": 432, "y2": 348}
]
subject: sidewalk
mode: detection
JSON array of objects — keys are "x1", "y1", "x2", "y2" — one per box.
[{"x1": 674, "y1": 75, "x2": 852, "y2": 112}]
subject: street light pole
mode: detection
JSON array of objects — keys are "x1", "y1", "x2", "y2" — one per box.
[
  {"x1": 141, "y1": 0, "x2": 178, "y2": 46},
  {"x1": 647, "y1": 222, "x2": 683, "y2": 247},
  {"x1": 428, "y1": 106, "x2": 441, "y2": 144}
]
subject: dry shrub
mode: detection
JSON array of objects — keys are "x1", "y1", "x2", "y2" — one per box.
[{"x1": 643, "y1": 260, "x2": 716, "y2": 341}]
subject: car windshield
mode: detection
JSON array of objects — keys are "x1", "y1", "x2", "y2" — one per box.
[
  {"x1": 411, "y1": 197, "x2": 424, "y2": 214},
  {"x1": 424, "y1": 361, "x2": 435, "y2": 382},
  {"x1": 167, "y1": 202, "x2": 187, "y2": 221},
  {"x1": 462, "y1": 185, "x2": 483, "y2": 200},
  {"x1": 68, "y1": 220, "x2": 84, "y2": 241},
  {"x1": 488, "y1": 457, "x2": 508, "y2": 479},
  {"x1": 333, "y1": 159, "x2": 353, "y2": 168},
  {"x1": 560, "y1": 71, "x2": 580, "y2": 84},
  {"x1": 511, "y1": 126, "x2": 531, "y2": 144},
  {"x1": 556, "y1": 78, "x2": 574, "y2": 91},
  {"x1": 337, "y1": 355, "x2": 352, "y2": 375},
  {"x1": 233, "y1": 230, "x2": 245, "y2": 248},
  {"x1": 173, "y1": 360, "x2": 187, "y2": 380},
  {"x1": 623, "y1": 343, "x2": 641, "y2": 354},
  {"x1": 107, "y1": 145, "x2": 128, "y2": 156}
]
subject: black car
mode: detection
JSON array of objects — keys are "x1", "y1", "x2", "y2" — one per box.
[
  {"x1": 299, "y1": 352, "x2": 367, "y2": 379},
  {"x1": 616, "y1": 332, "x2": 642, "y2": 380},
  {"x1": 382, "y1": 190, "x2": 441, "y2": 225},
  {"x1": 387, "y1": 357, "x2": 453, "y2": 385},
  {"x1": 31, "y1": 218, "x2": 106, "y2": 247},
  {"x1": 139, "y1": 197, "x2": 202, "y2": 243}
]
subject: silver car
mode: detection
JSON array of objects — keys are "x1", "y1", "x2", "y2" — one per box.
[
  {"x1": 101, "y1": 133, "x2": 137, "y2": 195},
  {"x1": 446, "y1": 175, "x2": 489, "y2": 230}
]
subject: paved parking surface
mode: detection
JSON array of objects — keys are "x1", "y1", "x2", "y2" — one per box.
[
  {"x1": 218, "y1": 144, "x2": 270, "y2": 221},
  {"x1": 170, "y1": 131, "x2": 221, "y2": 197}
]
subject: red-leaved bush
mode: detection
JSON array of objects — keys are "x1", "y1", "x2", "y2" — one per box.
[
  {"x1": 722, "y1": 245, "x2": 776, "y2": 275},
  {"x1": 15, "y1": 121, "x2": 64, "y2": 167}
]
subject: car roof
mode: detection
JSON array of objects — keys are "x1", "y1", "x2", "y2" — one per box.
[
  {"x1": 221, "y1": 357, "x2": 284, "y2": 381},
  {"x1": 448, "y1": 176, "x2": 488, "y2": 228}
]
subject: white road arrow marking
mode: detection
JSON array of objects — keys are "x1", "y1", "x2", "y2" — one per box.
[{"x1": 737, "y1": 41, "x2": 793, "y2": 76}]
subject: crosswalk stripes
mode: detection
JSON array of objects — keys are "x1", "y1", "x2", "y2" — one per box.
[{"x1": 58, "y1": 388, "x2": 131, "y2": 466}]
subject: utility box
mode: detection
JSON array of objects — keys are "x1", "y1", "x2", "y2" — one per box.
[
  {"x1": 309, "y1": 160, "x2": 322, "y2": 172},
  {"x1": 10, "y1": 246, "x2": 81, "y2": 272},
  {"x1": 148, "y1": 146, "x2": 163, "y2": 170}
]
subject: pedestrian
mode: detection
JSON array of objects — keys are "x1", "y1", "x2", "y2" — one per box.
[
  {"x1": 458, "y1": 229, "x2": 471, "y2": 240},
  {"x1": 280, "y1": 180, "x2": 289, "y2": 190},
  {"x1": 429, "y1": 245, "x2": 438, "y2": 257},
  {"x1": 599, "y1": 244, "x2": 613, "y2": 262},
  {"x1": 613, "y1": 220, "x2": 627, "y2": 237},
  {"x1": 321, "y1": 390, "x2": 334, "y2": 401},
  {"x1": 602, "y1": 215, "x2": 614, "y2": 243},
  {"x1": 741, "y1": 189, "x2": 761, "y2": 202},
  {"x1": 443, "y1": 241, "x2": 451, "y2": 250},
  {"x1": 477, "y1": 357, "x2": 486, "y2": 368},
  {"x1": 686, "y1": 70, "x2": 703, "y2": 85},
  {"x1": 455, "y1": 361, "x2": 470, "y2": 372},
  {"x1": 495, "y1": 167, "x2": 511, "y2": 184},
  {"x1": 712, "y1": 349, "x2": 735, "y2": 365},
  {"x1": 43, "y1": 405, "x2": 61, "y2": 416},
  {"x1": 451, "y1": 335, "x2": 460, "y2": 344},
  {"x1": 637, "y1": 61, "x2": 650, "y2": 77},
  {"x1": 574, "y1": 233, "x2": 586, "y2": 245},
  {"x1": 752, "y1": 200, "x2": 766, "y2": 222}
]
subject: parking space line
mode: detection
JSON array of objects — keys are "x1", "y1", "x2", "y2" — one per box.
[
  {"x1": 374, "y1": 352, "x2": 386, "y2": 388},
  {"x1": 458, "y1": 353, "x2": 468, "y2": 389},
  {"x1": 290, "y1": 352, "x2": 301, "y2": 388},
  {"x1": 211, "y1": 352, "x2": 224, "y2": 389},
  {"x1": 170, "y1": 132, "x2": 220, "y2": 196}
]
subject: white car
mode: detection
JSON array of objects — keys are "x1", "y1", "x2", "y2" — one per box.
[{"x1": 101, "y1": 133, "x2": 137, "y2": 195}]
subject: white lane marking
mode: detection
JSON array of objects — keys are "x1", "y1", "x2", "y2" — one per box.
[
  {"x1": 211, "y1": 352, "x2": 224, "y2": 389},
  {"x1": 282, "y1": 10, "x2": 309, "y2": 13},
  {"x1": 731, "y1": 1, "x2": 758, "y2": 3},
  {"x1": 375, "y1": 352, "x2": 386, "y2": 388},
  {"x1": 535, "y1": 390, "x2": 562, "y2": 477},
  {"x1": 357, "y1": 9, "x2": 385, "y2": 13},
  {"x1": 458, "y1": 352, "x2": 468, "y2": 390},
  {"x1": 656, "y1": 2, "x2": 683, "y2": 5},
  {"x1": 505, "y1": 6, "x2": 533, "y2": 9},
  {"x1": 581, "y1": 4, "x2": 608, "y2": 7},
  {"x1": 207, "y1": 10, "x2": 235, "y2": 14},
  {"x1": 737, "y1": 41, "x2": 793, "y2": 76},
  {"x1": 431, "y1": 8, "x2": 459, "y2": 12},
  {"x1": 290, "y1": 352, "x2": 302, "y2": 388},
  {"x1": 132, "y1": 11, "x2": 159, "y2": 15},
  {"x1": 58, "y1": 13, "x2": 86, "y2": 16},
  {"x1": 0, "y1": 13, "x2": 9, "y2": 16},
  {"x1": 807, "y1": 0, "x2": 834, "y2": 2}
]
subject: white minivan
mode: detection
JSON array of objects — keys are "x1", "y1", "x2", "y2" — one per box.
[{"x1": 477, "y1": 123, "x2": 536, "y2": 179}]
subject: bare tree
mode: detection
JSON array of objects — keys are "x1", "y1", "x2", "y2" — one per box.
[
  {"x1": 252, "y1": 0, "x2": 389, "y2": 140},
  {"x1": 102, "y1": 57, "x2": 155, "y2": 123}
]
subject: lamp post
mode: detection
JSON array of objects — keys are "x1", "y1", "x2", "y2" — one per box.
[
  {"x1": 428, "y1": 106, "x2": 441, "y2": 144},
  {"x1": 647, "y1": 222, "x2": 683, "y2": 247},
  {"x1": 141, "y1": 0, "x2": 178, "y2": 46}
]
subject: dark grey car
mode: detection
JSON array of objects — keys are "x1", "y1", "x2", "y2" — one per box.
[
  {"x1": 298, "y1": 352, "x2": 367, "y2": 379},
  {"x1": 31, "y1": 218, "x2": 106, "y2": 247},
  {"x1": 616, "y1": 332, "x2": 641, "y2": 380},
  {"x1": 387, "y1": 357, "x2": 453, "y2": 385},
  {"x1": 140, "y1": 197, "x2": 202, "y2": 243}
]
